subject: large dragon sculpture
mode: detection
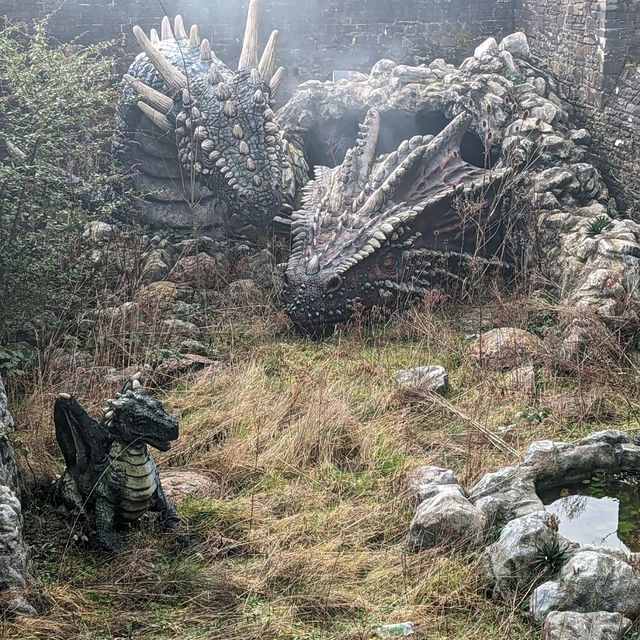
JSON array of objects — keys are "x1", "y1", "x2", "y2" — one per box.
[
  {"x1": 119, "y1": 6, "x2": 640, "y2": 339},
  {"x1": 115, "y1": 1, "x2": 306, "y2": 240}
]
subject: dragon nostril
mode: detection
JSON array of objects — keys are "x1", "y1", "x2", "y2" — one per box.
[{"x1": 326, "y1": 275, "x2": 343, "y2": 293}]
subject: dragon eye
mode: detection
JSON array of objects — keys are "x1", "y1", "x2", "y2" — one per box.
[
  {"x1": 382, "y1": 253, "x2": 397, "y2": 271},
  {"x1": 326, "y1": 275, "x2": 343, "y2": 293}
]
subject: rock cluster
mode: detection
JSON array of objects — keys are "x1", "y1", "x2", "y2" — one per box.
[
  {"x1": 408, "y1": 429, "x2": 640, "y2": 639},
  {"x1": 0, "y1": 373, "x2": 32, "y2": 615}
]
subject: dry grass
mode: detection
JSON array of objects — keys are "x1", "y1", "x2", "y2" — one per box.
[{"x1": 4, "y1": 291, "x2": 640, "y2": 639}]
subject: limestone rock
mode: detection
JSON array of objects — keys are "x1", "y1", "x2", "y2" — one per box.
[
  {"x1": 474, "y1": 37, "x2": 499, "y2": 59},
  {"x1": 409, "y1": 485, "x2": 486, "y2": 549},
  {"x1": 469, "y1": 465, "x2": 542, "y2": 525},
  {"x1": 542, "y1": 611, "x2": 631, "y2": 640},
  {"x1": 160, "y1": 319, "x2": 200, "y2": 340},
  {"x1": 531, "y1": 549, "x2": 640, "y2": 623},
  {"x1": 154, "y1": 354, "x2": 222, "y2": 385},
  {"x1": 82, "y1": 221, "x2": 116, "y2": 245},
  {"x1": 160, "y1": 470, "x2": 219, "y2": 503},
  {"x1": 0, "y1": 375, "x2": 29, "y2": 601},
  {"x1": 499, "y1": 32, "x2": 530, "y2": 58},
  {"x1": 168, "y1": 253, "x2": 225, "y2": 289},
  {"x1": 483, "y1": 511, "x2": 576, "y2": 596},
  {"x1": 394, "y1": 366, "x2": 448, "y2": 395},
  {"x1": 467, "y1": 328, "x2": 544, "y2": 370},
  {"x1": 406, "y1": 466, "x2": 460, "y2": 503},
  {"x1": 502, "y1": 364, "x2": 536, "y2": 394}
]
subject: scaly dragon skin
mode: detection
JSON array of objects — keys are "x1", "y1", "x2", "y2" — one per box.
[
  {"x1": 50, "y1": 380, "x2": 180, "y2": 552},
  {"x1": 114, "y1": 6, "x2": 307, "y2": 239},
  {"x1": 282, "y1": 109, "x2": 509, "y2": 334}
]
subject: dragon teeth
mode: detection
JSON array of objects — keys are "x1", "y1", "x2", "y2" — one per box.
[{"x1": 265, "y1": 121, "x2": 278, "y2": 134}]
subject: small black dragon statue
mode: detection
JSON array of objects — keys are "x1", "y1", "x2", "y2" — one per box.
[{"x1": 50, "y1": 377, "x2": 180, "y2": 551}]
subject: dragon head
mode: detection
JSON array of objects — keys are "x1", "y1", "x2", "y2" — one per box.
[
  {"x1": 283, "y1": 109, "x2": 509, "y2": 334},
  {"x1": 123, "y1": 3, "x2": 284, "y2": 228},
  {"x1": 103, "y1": 379, "x2": 178, "y2": 452}
]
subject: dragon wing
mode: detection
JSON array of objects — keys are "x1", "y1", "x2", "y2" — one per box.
[{"x1": 54, "y1": 395, "x2": 108, "y2": 471}]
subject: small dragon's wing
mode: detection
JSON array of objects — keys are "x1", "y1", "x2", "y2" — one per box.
[{"x1": 54, "y1": 395, "x2": 107, "y2": 471}]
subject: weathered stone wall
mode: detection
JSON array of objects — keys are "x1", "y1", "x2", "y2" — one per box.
[
  {"x1": 0, "y1": 373, "x2": 29, "y2": 602},
  {"x1": 1, "y1": 0, "x2": 512, "y2": 94},
  {"x1": 514, "y1": 0, "x2": 640, "y2": 211}
]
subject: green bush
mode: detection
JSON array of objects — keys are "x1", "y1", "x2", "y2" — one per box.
[{"x1": 0, "y1": 19, "x2": 127, "y2": 344}]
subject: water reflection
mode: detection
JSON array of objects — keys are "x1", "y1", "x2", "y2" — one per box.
[{"x1": 539, "y1": 473, "x2": 640, "y2": 552}]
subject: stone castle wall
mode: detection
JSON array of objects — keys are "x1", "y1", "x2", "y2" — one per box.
[
  {"x1": 0, "y1": 0, "x2": 513, "y2": 95},
  {"x1": 3, "y1": 0, "x2": 640, "y2": 208}
]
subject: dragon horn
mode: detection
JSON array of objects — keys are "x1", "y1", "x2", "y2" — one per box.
[
  {"x1": 174, "y1": 15, "x2": 187, "y2": 39},
  {"x1": 200, "y1": 39, "x2": 212, "y2": 61},
  {"x1": 258, "y1": 30, "x2": 279, "y2": 82},
  {"x1": 133, "y1": 26, "x2": 188, "y2": 91},
  {"x1": 238, "y1": 0, "x2": 259, "y2": 71},
  {"x1": 161, "y1": 16, "x2": 173, "y2": 40},
  {"x1": 189, "y1": 24, "x2": 200, "y2": 48},
  {"x1": 269, "y1": 67, "x2": 285, "y2": 96},
  {"x1": 137, "y1": 101, "x2": 172, "y2": 133},
  {"x1": 124, "y1": 74, "x2": 174, "y2": 113}
]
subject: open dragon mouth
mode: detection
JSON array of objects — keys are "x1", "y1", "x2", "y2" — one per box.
[{"x1": 143, "y1": 436, "x2": 173, "y2": 452}]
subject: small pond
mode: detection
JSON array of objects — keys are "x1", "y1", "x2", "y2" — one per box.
[{"x1": 539, "y1": 472, "x2": 640, "y2": 553}]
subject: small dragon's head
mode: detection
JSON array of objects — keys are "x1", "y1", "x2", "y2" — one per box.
[
  {"x1": 283, "y1": 109, "x2": 508, "y2": 334},
  {"x1": 104, "y1": 379, "x2": 178, "y2": 452},
  {"x1": 124, "y1": 5, "x2": 285, "y2": 229}
]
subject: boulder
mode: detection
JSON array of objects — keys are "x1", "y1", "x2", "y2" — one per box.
[
  {"x1": 394, "y1": 366, "x2": 448, "y2": 395},
  {"x1": 409, "y1": 485, "x2": 486, "y2": 549},
  {"x1": 474, "y1": 37, "x2": 499, "y2": 59},
  {"x1": 469, "y1": 465, "x2": 543, "y2": 525},
  {"x1": 483, "y1": 511, "x2": 576, "y2": 596},
  {"x1": 531, "y1": 549, "x2": 640, "y2": 623},
  {"x1": 406, "y1": 465, "x2": 460, "y2": 503},
  {"x1": 160, "y1": 470, "x2": 219, "y2": 503},
  {"x1": 467, "y1": 328, "x2": 544, "y2": 370},
  {"x1": 502, "y1": 364, "x2": 536, "y2": 394},
  {"x1": 499, "y1": 32, "x2": 530, "y2": 58},
  {"x1": 542, "y1": 611, "x2": 631, "y2": 640},
  {"x1": 154, "y1": 354, "x2": 222, "y2": 385},
  {"x1": 168, "y1": 253, "x2": 225, "y2": 289}
]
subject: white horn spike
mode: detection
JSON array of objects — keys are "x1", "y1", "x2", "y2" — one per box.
[
  {"x1": 133, "y1": 26, "x2": 188, "y2": 91},
  {"x1": 200, "y1": 39, "x2": 212, "y2": 61},
  {"x1": 238, "y1": 0, "x2": 260, "y2": 71},
  {"x1": 189, "y1": 24, "x2": 200, "y2": 48},
  {"x1": 258, "y1": 30, "x2": 279, "y2": 82},
  {"x1": 174, "y1": 15, "x2": 188, "y2": 39},
  {"x1": 150, "y1": 28, "x2": 160, "y2": 44},
  {"x1": 161, "y1": 16, "x2": 173, "y2": 41},
  {"x1": 137, "y1": 101, "x2": 172, "y2": 133},
  {"x1": 124, "y1": 74, "x2": 174, "y2": 113},
  {"x1": 269, "y1": 66, "x2": 285, "y2": 96}
]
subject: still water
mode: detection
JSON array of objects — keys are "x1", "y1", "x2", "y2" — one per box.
[{"x1": 540, "y1": 473, "x2": 640, "y2": 553}]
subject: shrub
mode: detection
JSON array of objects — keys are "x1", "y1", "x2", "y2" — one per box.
[{"x1": 0, "y1": 19, "x2": 128, "y2": 347}]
